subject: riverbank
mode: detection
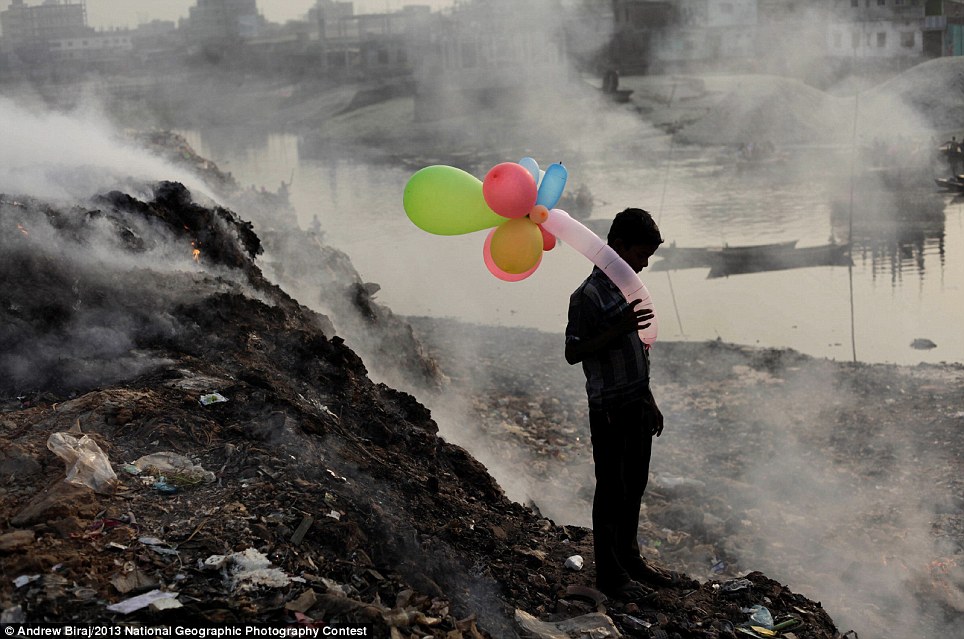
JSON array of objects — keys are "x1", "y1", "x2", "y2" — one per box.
[{"x1": 405, "y1": 316, "x2": 964, "y2": 639}]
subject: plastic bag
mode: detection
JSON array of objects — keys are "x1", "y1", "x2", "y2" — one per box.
[{"x1": 46, "y1": 432, "x2": 117, "y2": 494}]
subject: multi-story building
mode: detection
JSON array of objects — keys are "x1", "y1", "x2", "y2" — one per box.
[
  {"x1": 756, "y1": 1, "x2": 833, "y2": 75},
  {"x1": 313, "y1": 2, "x2": 432, "y2": 76},
  {"x1": 828, "y1": 0, "x2": 928, "y2": 59},
  {"x1": 184, "y1": 0, "x2": 262, "y2": 44},
  {"x1": 612, "y1": 0, "x2": 758, "y2": 72},
  {"x1": 0, "y1": 0, "x2": 90, "y2": 59},
  {"x1": 413, "y1": 0, "x2": 568, "y2": 120},
  {"x1": 610, "y1": 1, "x2": 675, "y2": 73},
  {"x1": 827, "y1": 0, "x2": 964, "y2": 61},
  {"x1": 48, "y1": 29, "x2": 133, "y2": 65}
]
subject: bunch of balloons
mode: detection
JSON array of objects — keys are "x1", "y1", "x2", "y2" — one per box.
[{"x1": 402, "y1": 158, "x2": 658, "y2": 345}]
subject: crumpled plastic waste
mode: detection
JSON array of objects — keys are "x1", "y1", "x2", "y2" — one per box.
[
  {"x1": 106, "y1": 589, "x2": 179, "y2": 614},
  {"x1": 46, "y1": 432, "x2": 117, "y2": 494},
  {"x1": 199, "y1": 392, "x2": 228, "y2": 406},
  {"x1": 515, "y1": 610, "x2": 619, "y2": 639},
  {"x1": 132, "y1": 451, "x2": 216, "y2": 485},
  {"x1": 744, "y1": 605, "x2": 774, "y2": 629},
  {"x1": 720, "y1": 577, "x2": 753, "y2": 594},
  {"x1": 200, "y1": 548, "x2": 293, "y2": 592}
]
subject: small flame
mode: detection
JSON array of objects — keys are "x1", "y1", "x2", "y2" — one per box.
[
  {"x1": 17, "y1": 223, "x2": 29, "y2": 237},
  {"x1": 191, "y1": 240, "x2": 201, "y2": 263}
]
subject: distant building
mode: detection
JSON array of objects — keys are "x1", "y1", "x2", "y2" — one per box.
[
  {"x1": 826, "y1": 0, "x2": 964, "y2": 61},
  {"x1": 828, "y1": 0, "x2": 927, "y2": 60},
  {"x1": 184, "y1": 0, "x2": 263, "y2": 44},
  {"x1": 48, "y1": 29, "x2": 133, "y2": 66},
  {"x1": 755, "y1": 0, "x2": 832, "y2": 76},
  {"x1": 414, "y1": 0, "x2": 568, "y2": 120},
  {"x1": 610, "y1": 1, "x2": 675, "y2": 74},
  {"x1": 610, "y1": 0, "x2": 758, "y2": 73},
  {"x1": 0, "y1": 0, "x2": 90, "y2": 60},
  {"x1": 660, "y1": 0, "x2": 758, "y2": 69},
  {"x1": 312, "y1": 1, "x2": 432, "y2": 76}
]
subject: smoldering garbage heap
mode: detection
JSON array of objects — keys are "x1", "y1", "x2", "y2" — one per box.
[{"x1": 0, "y1": 185, "x2": 840, "y2": 638}]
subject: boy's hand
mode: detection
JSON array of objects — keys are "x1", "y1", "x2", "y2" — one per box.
[{"x1": 617, "y1": 298, "x2": 653, "y2": 335}]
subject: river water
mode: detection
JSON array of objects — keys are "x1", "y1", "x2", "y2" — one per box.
[{"x1": 181, "y1": 130, "x2": 963, "y2": 367}]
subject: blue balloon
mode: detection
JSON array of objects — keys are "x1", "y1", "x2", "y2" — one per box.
[
  {"x1": 536, "y1": 162, "x2": 567, "y2": 209},
  {"x1": 518, "y1": 157, "x2": 540, "y2": 186}
]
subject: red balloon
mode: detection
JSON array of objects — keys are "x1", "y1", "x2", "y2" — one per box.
[
  {"x1": 540, "y1": 225, "x2": 557, "y2": 251},
  {"x1": 482, "y1": 162, "x2": 537, "y2": 219}
]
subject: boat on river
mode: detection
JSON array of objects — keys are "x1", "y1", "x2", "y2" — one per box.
[
  {"x1": 651, "y1": 240, "x2": 799, "y2": 271},
  {"x1": 706, "y1": 242, "x2": 852, "y2": 278},
  {"x1": 935, "y1": 176, "x2": 964, "y2": 192}
]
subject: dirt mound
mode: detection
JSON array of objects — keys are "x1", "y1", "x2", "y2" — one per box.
[
  {"x1": 0, "y1": 183, "x2": 842, "y2": 637},
  {"x1": 862, "y1": 56, "x2": 964, "y2": 131},
  {"x1": 675, "y1": 75, "x2": 851, "y2": 146}
]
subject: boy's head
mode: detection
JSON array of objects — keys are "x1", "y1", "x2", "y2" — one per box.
[
  {"x1": 608, "y1": 208, "x2": 663, "y2": 246},
  {"x1": 608, "y1": 208, "x2": 663, "y2": 273}
]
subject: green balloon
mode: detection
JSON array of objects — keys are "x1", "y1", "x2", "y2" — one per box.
[{"x1": 403, "y1": 165, "x2": 505, "y2": 236}]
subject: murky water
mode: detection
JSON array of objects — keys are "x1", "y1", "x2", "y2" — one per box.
[{"x1": 182, "y1": 130, "x2": 963, "y2": 366}]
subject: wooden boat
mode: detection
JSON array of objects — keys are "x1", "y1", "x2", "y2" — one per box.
[
  {"x1": 651, "y1": 240, "x2": 799, "y2": 271},
  {"x1": 934, "y1": 176, "x2": 964, "y2": 192},
  {"x1": 706, "y1": 242, "x2": 852, "y2": 278}
]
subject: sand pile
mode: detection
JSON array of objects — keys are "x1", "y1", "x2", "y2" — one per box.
[
  {"x1": 860, "y1": 56, "x2": 964, "y2": 133},
  {"x1": 673, "y1": 75, "x2": 852, "y2": 146}
]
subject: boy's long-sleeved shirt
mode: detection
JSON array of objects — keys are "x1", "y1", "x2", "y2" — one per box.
[{"x1": 566, "y1": 266, "x2": 651, "y2": 409}]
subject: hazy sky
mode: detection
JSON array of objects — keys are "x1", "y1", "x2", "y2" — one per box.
[{"x1": 0, "y1": 1, "x2": 457, "y2": 30}]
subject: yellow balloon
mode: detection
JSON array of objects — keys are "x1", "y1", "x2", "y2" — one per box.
[
  {"x1": 403, "y1": 165, "x2": 505, "y2": 235},
  {"x1": 490, "y1": 218, "x2": 543, "y2": 274}
]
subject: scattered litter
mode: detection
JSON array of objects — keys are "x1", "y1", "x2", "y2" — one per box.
[
  {"x1": 564, "y1": 555, "x2": 584, "y2": 571},
  {"x1": 152, "y1": 480, "x2": 177, "y2": 494},
  {"x1": 515, "y1": 609, "x2": 620, "y2": 639},
  {"x1": 13, "y1": 575, "x2": 40, "y2": 588},
  {"x1": 201, "y1": 555, "x2": 228, "y2": 571},
  {"x1": 225, "y1": 548, "x2": 292, "y2": 591},
  {"x1": 46, "y1": 432, "x2": 117, "y2": 494},
  {"x1": 1, "y1": 606, "x2": 25, "y2": 624},
  {"x1": 326, "y1": 468, "x2": 348, "y2": 483},
  {"x1": 132, "y1": 451, "x2": 216, "y2": 485},
  {"x1": 721, "y1": 578, "x2": 753, "y2": 594},
  {"x1": 106, "y1": 589, "x2": 178, "y2": 615},
  {"x1": 290, "y1": 515, "x2": 314, "y2": 546},
  {"x1": 620, "y1": 615, "x2": 652, "y2": 632},
  {"x1": 285, "y1": 589, "x2": 318, "y2": 613},
  {"x1": 110, "y1": 569, "x2": 158, "y2": 595},
  {"x1": 150, "y1": 597, "x2": 183, "y2": 612},
  {"x1": 744, "y1": 605, "x2": 774, "y2": 629},
  {"x1": 139, "y1": 537, "x2": 179, "y2": 556},
  {"x1": 199, "y1": 392, "x2": 229, "y2": 405},
  {"x1": 326, "y1": 509, "x2": 341, "y2": 521},
  {"x1": 320, "y1": 577, "x2": 349, "y2": 596}
]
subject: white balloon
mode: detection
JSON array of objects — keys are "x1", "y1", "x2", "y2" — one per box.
[
  {"x1": 518, "y1": 156, "x2": 541, "y2": 185},
  {"x1": 543, "y1": 208, "x2": 658, "y2": 345}
]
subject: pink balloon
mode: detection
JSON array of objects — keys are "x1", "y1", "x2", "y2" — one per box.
[
  {"x1": 483, "y1": 228, "x2": 541, "y2": 281},
  {"x1": 482, "y1": 162, "x2": 538, "y2": 219}
]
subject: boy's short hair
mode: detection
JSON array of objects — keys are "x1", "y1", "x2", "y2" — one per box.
[{"x1": 608, "y1": 208, "x2": 663, "y2": 246}]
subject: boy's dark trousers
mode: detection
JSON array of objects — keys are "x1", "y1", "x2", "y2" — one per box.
[{"x1": 589, "y1": 397, "x2": 654, "y2": 590}]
